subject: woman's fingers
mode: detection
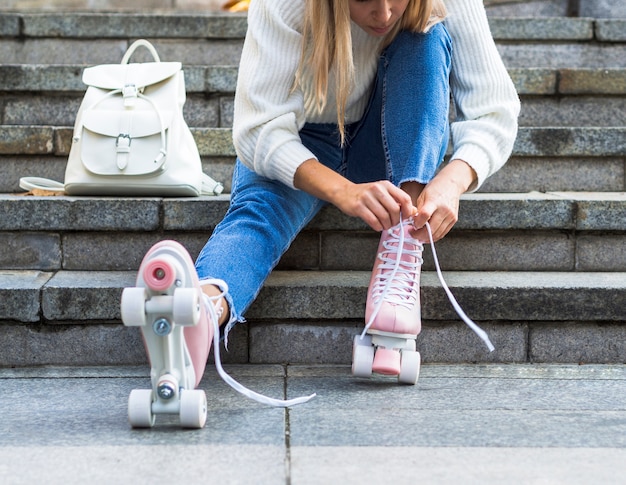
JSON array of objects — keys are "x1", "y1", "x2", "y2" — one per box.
[{"x1": 343, "y1": 181, "x2": 414, "y2": 231}]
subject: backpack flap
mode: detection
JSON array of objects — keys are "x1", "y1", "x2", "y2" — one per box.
[
  {"x1": 80, "y1": 106, "x2": 175, "y2": 176},
  {"x1": 82, "y1": 62, "x2": 182, "y2": 92}
]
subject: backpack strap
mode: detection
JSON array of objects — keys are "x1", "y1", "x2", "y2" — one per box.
[
  {"x1": 20, "y1": 175, "x2": 224, "y2": 196},
  {"x1": 19, "y1": 177, "x2": 65, "y2": 193},
  {"x1": 121, "y1": 39, "x2": 161, "y2": 64},
  {"x1": 202, "y1": 174, "x2": 224, "y2": 196}
]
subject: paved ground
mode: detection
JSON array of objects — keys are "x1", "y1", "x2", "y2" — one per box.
[{"x1": 1, "y1": 363, "x2": 625, "y2": 484}]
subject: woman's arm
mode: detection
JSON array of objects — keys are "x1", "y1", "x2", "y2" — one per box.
[
  {"x1": 443, "y1": 0, "x2": 521, "y2": 191},
  {"x1": 294, "y1": 159, "x2": 416, "y2": 232},
  {"x1": 410, "y1": 0, "x2": 520, "y2": 241},
  {"x1": 233, "y1": 0, "x2": 316, "y2": 188}
]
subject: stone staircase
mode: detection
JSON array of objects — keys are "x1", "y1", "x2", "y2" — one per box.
[{"x1": 1, "y1": 2, "x2": 625, "y2": 368}]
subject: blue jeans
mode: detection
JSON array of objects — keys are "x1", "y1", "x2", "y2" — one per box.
[{"x1": 196, "y1": 24, "x2": 452, "y2": 332}]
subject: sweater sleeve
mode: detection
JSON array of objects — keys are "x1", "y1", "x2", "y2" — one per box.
[
  {"x1": 444, "y1": 0, "x2": 521, "y2": 191},
  {"x1": 232, "y1": 0, "x2": 316, "y2": 188}
]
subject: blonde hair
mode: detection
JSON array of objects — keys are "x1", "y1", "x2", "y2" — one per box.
[{"x1": 296, "y1": 0, "x2": 447, "y2": 144}]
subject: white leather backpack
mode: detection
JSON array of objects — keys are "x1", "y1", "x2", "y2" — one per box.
[{"x1": 20, "y1": 39, "x2": 223, "y2": 197}]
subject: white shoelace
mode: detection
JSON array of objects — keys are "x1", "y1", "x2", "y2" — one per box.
[
  {"x1": 362, "y1": 218, "x2": 495, "y2": 352},
  {"x1": 363, "y1": 222, "x2": 424, "y2": 334},
  {"x1": 202, "y1": 280, "x2": 316, "y2": 407}
]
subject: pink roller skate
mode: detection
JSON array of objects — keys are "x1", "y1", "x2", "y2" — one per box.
[
  {"x1": 121, "y1": 240, "x2": 212, "y2": 428},
  {"x1": 121, "y1": 241, "x2": 316, "y2": 429},
  {"x1": 352, "y1": 218, "x2": 496, "y2": 385},
  {"x1": 352, "y1": 219, "x2": 423, "y2": 385}
]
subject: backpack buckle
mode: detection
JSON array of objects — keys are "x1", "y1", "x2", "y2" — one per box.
[{"x1": 123, "y1": 84, "x2": 139, "y2": 107}]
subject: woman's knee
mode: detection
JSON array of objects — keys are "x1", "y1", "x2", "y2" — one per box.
[{"x1": 385, "y1": 23, "x2": 452, "y2": 68}]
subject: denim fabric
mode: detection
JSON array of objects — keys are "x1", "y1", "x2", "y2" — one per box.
[{"x1": 195, "y1": 24, "x2": 452, "y2": 331}]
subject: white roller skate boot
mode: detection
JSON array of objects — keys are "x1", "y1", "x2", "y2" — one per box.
[
  {"x1": 353, "y1": 218, "x2": 423, "y2": 385},
  {"x1": 121, "y1": 240, "x2": 212, "y2": 428}
]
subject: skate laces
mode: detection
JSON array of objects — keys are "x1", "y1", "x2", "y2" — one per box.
[
  {"x1": 202, "y1": 281, "x2": 316, "y2": 407},
  {"x1": 362, "y1": 218, "x2": 495, "y2": 352},
  {"x1": 364, "y1": 220, "x2": 424, "y2": 330}
]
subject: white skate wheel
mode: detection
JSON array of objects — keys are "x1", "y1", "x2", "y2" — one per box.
[
  {"x1": 352, "y1": 336, "x2": 374, "y2": 377},
  {"x1": 398, "y1": 350, "x2": 421, "y2": 385},
  {"x1": 173, "y1": 288, "x2": 201, "y2": 326},
  {"x1": 121, "y1": 287, "x2": 148, "y2": 327},
  {"x1": 128, "y1": 389, "x2": 155, "y2": 428},
  {"x1": 354, "y1": 334, "x2": 372, "y2": 347},
  {"x1": 179, "y1": 389, "x2": 207, "y2": 429}
]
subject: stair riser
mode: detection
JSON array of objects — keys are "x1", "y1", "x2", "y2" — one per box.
[
  {"x1": 1, "y1": 14, "x2": 623, "y2": 42},
  {"x1": 1, "y1": 230, "x2": 625, "y2": 273},
  {"x1": 2, "y1": 41, "x2": 625, "y2": 68},
  {"x1": 3, "y1": 66, "x2": 626, "y2": 96},
  {"x1": 1, "y1": 20, "x2": 624, "y2": 65},
  {"x1": 2, "y1": 126, "x2": 624, "y2": 158},
  {"x1": 0, "y1": 193, "x2": 625, "y2": 271},
  {"x1": 3, "y1": 270, "x2": 625, "y2": 323},
  {"x1": 3, "y1": 319, "x2": 625, "y2": 367},
  {"x1": 482, "y1": 157, "x2": 625, "y2": 193},
  {"x1": 5, "y1": 94, "x2": 626, "y2": 128},
  {"x1": 3, "y1": 154, "x2": 623, "y2": 194},
  {"x1": 0, "y1": 127, "x2": 624, "y2": 193},
  {"x1": 1, "y1": 95, "x2": 231, "y2": 130},
  {"x1": 0, "y1": 39, "x2": 245, "y2": 65},
  {"x1": 0, "y1": 0, "x2": 228, "y2": 12}
]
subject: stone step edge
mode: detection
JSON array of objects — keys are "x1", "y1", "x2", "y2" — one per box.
[
  {"x1": 1, "y1": 14, "x2": 624, "y2": 42},
  {"x1": 2, "y1": 270, "x2": 625, "y2": 324},
  {"x1": 1, "y1": 126, "x2": 625, "y2": 158},
  {"x1": 1, "y1": 191, "x2": 625, "y2": 232},
  {"x1": 2, "y1": 66, "x2": 625, "y2": 96}
]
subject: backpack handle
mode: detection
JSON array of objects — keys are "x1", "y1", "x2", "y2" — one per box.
[{"x1": 121, "y1": 39, "x2": 161, "y2": 64}]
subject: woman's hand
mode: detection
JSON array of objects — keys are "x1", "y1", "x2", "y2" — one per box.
[
  {"x1": 333, "y1": 179, "x2": 416, "y2": 232},
  {"x1": 294, "y1": 159, "x2": 415, "y2": 232},
  {"x1": 409, "y1": 159, "x2": 477, "y2": 242}
]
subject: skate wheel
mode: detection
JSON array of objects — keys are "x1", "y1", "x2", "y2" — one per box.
[
  {"x1": 406, "y1": 339, "x2": 416, "y2": 352},
  {"x1": 121, "y1": 287, "x2": 148, "y2": 327},
  {"x1": 143, "y1": 257, "x2": 176, "y2": 292},
  {"x1": 352, "y1": 335, "x2": 374, "y2": 377},
  {"x1": 354, "y1": 333, "x2": 372, "y2": 347},
  {"x1": 128, "y1": 389, "x2": 155, "y2": 428},
  {"x1": 372, "y1": 348, "x2": 401, "y2": 376},
  {"x1": 179, "y1": 389, "x2": 207, "y2": 429},
  {"x1": 173, "y1": 288, "x2": 201, "y2": 326},
  {"x1": 398, "y1": 350, "x2": 421, "y2": 385}
]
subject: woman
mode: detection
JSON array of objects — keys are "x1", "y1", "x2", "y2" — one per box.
[{"x1": 132, "y1": 0, "x2": 519, "y2": 406}]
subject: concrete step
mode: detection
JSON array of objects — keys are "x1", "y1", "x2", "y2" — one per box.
[
  {"x1": 2, "y1": 66, "x2": 625, "y2": 128},
  {"x1": 487, "y1": 0, "x2": 626, "y2": 18},
  {"x1": 1, "y1": 269, "x2": 625, "y2": 366},
  {"x1": 0, "y1": 0, "x2": 574, "y2": 16},
  {"x1": 0, "y1": 0, "x2": 590, "y2": 17},
  {"x1": 1, "y1": 125, "x2": 625, "y2": 193},
  {"x1": 2, "y1": 122, "x2": 625, "y2": 156},
  {"x1": 1, "y1": 13, "x2": 622, "y2": 43},
  {"x1": 0, "y1": 0, "x2": 227, "y2": 12},
  {"x1": 0, "y1": 15, "x2": 624, "y2": 66},
  {"x1": 1, "y1": 192, "x2": 625, "y2": 272}
]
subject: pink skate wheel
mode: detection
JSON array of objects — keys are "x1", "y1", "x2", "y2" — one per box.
[
  {"x1": 143, "y1": 258, "x2": 176, "y2": 292},
  {"x1": 372, "y1": 348, "x2": 401, "y2": 376}
]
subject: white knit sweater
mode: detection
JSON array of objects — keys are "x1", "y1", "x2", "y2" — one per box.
[{"x1": 232, "y1": 0, "x2": 520, "y2": 191}]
